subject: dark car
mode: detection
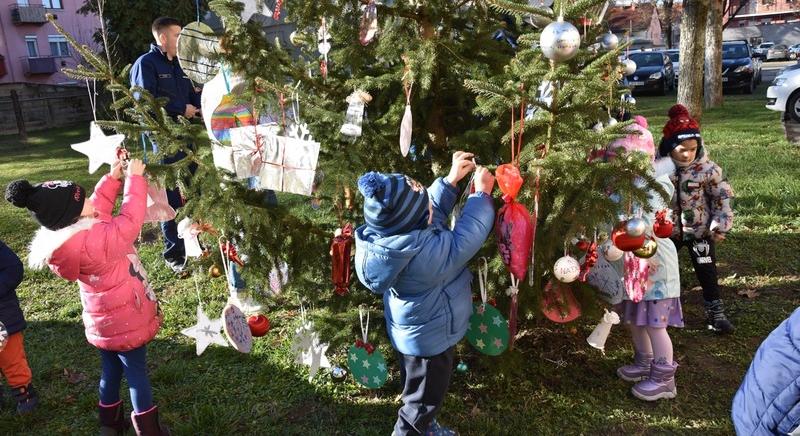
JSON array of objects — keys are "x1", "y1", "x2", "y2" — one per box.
[
  {"x1": 722, "y1": 41, "x2": 757, "y2": 94},
  {"x1": 625, "y1": 51, "x2": 675, "y2": 95}
]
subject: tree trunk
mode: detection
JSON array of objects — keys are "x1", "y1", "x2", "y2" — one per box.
[
  {"x1": 664, "y1": 0, "x2": 674, "y2": 49},
  {"x1": 678, "y1": 0, "x2": 709, "y2": 120},
  {"x1": 704, "y1": 0, "x2": 724, "y2": 109}
]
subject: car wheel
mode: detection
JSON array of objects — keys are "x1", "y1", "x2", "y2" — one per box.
[
  {"x1": 659, "y1": 78, "x2": 667, "y2": 96},
  {"x1": 787, "y1": 91, "x2": 800, "y2": 122},
  {"x1": 744, "y1": 78, "x2": 754, "y2": 94}
]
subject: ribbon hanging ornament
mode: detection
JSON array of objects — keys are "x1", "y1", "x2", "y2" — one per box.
[
  {"x1": 349, "y1": 307, "x2": 388, "y2": 389},
  {"x1": 318, "y1": 18, "x2": 331, "y2": 79},
  {"x1": 466, "y1": 259, "x2": 509, "y2": 355},
  {"x1": 330, "y1": 223, "x2": 354, "y2": 296},
  {"x1": 359, "y1": 0, "x2": 378, "y2": 45},
  {"x1": 399, "y1": 57, "x2": 413, "y2": 157}
]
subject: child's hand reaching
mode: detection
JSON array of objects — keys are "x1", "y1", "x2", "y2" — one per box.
[
  {"x1": 126, "y1": 159, "x2": 146, "y2": 177},
  {"x1": 473, "y1": 166, "x2": 495, "y2": 194},
  {"x1": 110, "y1": 161, "x2": 124, "y2": 180},
  {"x1": 446, "y1": 151, "x2": 476, "y2": 187}
]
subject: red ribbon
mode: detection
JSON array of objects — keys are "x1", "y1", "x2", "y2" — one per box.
[
  {"x1": 218, "y1": 241, "x2": 245, "y2": 267},
  {"x1": 579, "y1": 242, "x2": 598, "y2": 282},
  {"x1": 272, "y1": 0, "x2": 283, "y2": 20},
  {"x1": 355, "y1": 339, "x2": 375, "y2": 354}
]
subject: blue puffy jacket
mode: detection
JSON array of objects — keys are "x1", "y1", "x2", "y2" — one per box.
[
  {"x1": 130, "y1": 44, "x2": 201, "y2": 119},
  {"x1": 732, "y1": 307, "x2": 800, "y2": 435},
  {"x1": 0, "y1": 240, "x2": 25, "y2": 335},
  {"x1": 355, "y1": 178, "x2": 495, "y2": 357}
]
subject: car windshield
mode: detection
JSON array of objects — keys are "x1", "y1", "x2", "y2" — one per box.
[
  {"x1": 760, "y1": 43, "x2": 774, "y2": 48},
  {"x1": 666, "y1": 52, "x2": 679, "y2": 63},
  {"x1": 722, "y1": 45, "x2": 749, "y2": 59},
  {"x1": 628, "y1": 52, "x2": 662, "y2": 67}
]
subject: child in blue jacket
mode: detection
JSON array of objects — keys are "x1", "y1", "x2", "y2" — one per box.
[{"x1": 355, "y1": 152, "x2": 496, "y2": 435}]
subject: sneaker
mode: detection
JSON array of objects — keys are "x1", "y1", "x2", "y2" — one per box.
[
  {"x1": 617, "y1": 351, "x2": 653, "y2": 382},
  {"x1": 705, "y1": 299, "x2": 735, "y2": 334},
  {"x1": 12, "y1": 383, "x2": 38, "y2": 414},
  {"x1": 425, "y1": 419, "x2": 458, "y2": 436},
  {"x1": 632, "y1": 362, "x2": 678, "y2": 401}
]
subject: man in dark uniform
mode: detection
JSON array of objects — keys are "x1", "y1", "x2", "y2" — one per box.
[{"x1": 130, "y1": 17, "x2": 201, "y2": 274}]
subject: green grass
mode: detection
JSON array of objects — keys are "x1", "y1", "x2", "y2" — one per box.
[{"x1": 1, "y1": 87, "x2": 799, "y2": 435}]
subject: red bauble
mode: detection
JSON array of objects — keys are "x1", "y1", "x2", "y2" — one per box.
[
  {"x1": 247, "y1": 314, "x2": 270, "y2": 337},
  {"x1": 612, "y1": 222, "x2": 646, "y2": 251},
  {"x1": 653, "y1": 210, "x2": 674, "y2": 238},
  {"x1": 576, "y1": 239, "x2": 591, "y2": 251}
]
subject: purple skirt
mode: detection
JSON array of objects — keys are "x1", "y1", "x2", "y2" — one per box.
[{"x1": 616, "y1": 298, "x2": 685, "y2": 328}]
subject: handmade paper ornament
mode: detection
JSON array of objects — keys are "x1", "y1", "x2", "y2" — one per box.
[
  {"x1": 466, "y1": 259, "x2": 509, "y2": 356},
  {"x1": 540, "y1": 280, "x2": 581, "y2": 323},
  {"x1": 222, "y1": 303, "x2": 253, "y2": 353},
  {"x1": 539, "y1": 17, "x2": 581, "y2": 62},
  {"x1": 340, "y1": 91, "x2": 371, "y2": 137},
  {"x1": 0, "y1": 321, "x2": 7, "y2": 353},
  {"x1": 622, "y1": 58, "x2": 637, "y2": 76},
  {"x1": 318, "y1": 18, "x2": 331, "y2": 79},
  {"x1": 553, "y1": 255, "x2": 581, "y2": 283},
  {"x1": 177, "y1": 218, "x2": 204, "y2": 258},
  {"x1": 71, "y1": 122, "x2": 125, "y2": 174},
  {"x1": 359, "y1": 0, "x2": 378, "y2": 45},
  {"x1": 268, "y1": 261, "x2": 290, "y2": 295},
  {"x1": 633, "y1": 238, "x2": 658, "y2": 259},
  {"x1": 291, "y1": 307, "x2": 331, "y2": 381},
  {"x1": 495, "y1": 164, "x2": 533, "y2": 281},
  {"x1": 600, "y1": 32, "x2": 619, "y2": 51},
  {"x1": 143, "y1": 182, "x2": 176, "y2": 223},
  {"x1": 399, "y1": 88, "x2": 413, "y2": 157},
  {"x1": 612, "y1": 221, "x2": 646, "y2": 251},
  {"x1": 653, "y1": 209, "x2": 674, "y2": 238},
  {"x1": 587, "y1": 309, "x2": 620, "y2": 353},
  {"x1": 625, "y1": 217, "x2": 647, "y2": 237},
  {"x1": 623, "y1": 251, "x2": 649, "y2": 303},
  {"x1": 331, "y1": 223, "x2": 354, "y2": 296},
  {"x1": 177, "y1": 21, "x2": 220, "y2": 84},
  {"x1": 247, "y1": 314, "x2": 270, "y2": 337},
  {"x1": 181, "y1": 305, "x2": 229, "y2": 356},
  {"x1": 583, "y1": 254, "x2": 624, "y2": 305},
  {"x1": 349, "y1": 308, "x2": 387, "y2": 389}
]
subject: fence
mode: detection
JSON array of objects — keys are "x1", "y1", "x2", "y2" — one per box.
[{"x1": 0, "y1": 86, "x2": 96, "y2": 137}]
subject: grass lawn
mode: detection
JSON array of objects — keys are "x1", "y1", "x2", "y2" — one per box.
[{"x1": 1, "y1": 86, "x2": 799, "y2": 435}]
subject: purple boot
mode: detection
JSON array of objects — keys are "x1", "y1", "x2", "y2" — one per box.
[
  {"x1": 617, "y1": 351, "x2": 653, "y2": 382},
  {"x1": 632, "y1": 362, "x2": 678, "y2": 401}
]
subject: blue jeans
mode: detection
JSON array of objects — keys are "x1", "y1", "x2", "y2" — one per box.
[
  {"x1": 98, "y1": 346, "x2": 153, "y2": 413},
  {"x1": 160, "y1": 149, "x2": 197, "y2": 264}
]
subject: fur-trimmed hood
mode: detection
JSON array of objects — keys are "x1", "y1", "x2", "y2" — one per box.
[{"x1": 28, "y1": 217, "x2": 98, "y2": 275}]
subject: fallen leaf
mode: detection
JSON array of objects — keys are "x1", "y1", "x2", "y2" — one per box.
[
  {"x1": 738, "y1": 289, "x2": 760, "y2": 299},
  {"x1": 471, "y1": 404, "x2": 481, "y2": 417},
  {"x1": 64, "y1": 368, "x2": 87, "y2": 384}
]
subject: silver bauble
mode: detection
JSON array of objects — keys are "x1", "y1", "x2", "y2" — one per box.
[
  {"x1": 540, "y1": 18, "x2": 581, "y2": 62},
  {"x1": 622, "y1": 93, "x2": 637, "y2": 106},
  {"x1": 607, "y1": 117, "x2": 618, "y2": 127},
  {"x1": 601, "y1": 32, "x2": 619, "y2": 51},
  {"x1": 622, "y1": 59, "x2": 637, "y2": 76},
  {"x1": 625, "y1": 217, "x2": 647, "y2": 237}
]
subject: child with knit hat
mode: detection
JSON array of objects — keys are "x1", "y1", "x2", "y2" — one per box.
[
  {"x1": 355, "y1": 151, "x2": 495, "y2": 436},
  {"x1": 5, "y1": 158, "x2": 170, "y2": 435},
  {"x1": 0, "y1": 239, "x2": 38, "y2": 414},
  {"x1": 659, "y1": 104, "x2": 735, "y2": 334}
]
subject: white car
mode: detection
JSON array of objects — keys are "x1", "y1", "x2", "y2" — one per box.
[{"x1": 766, "y1": 63, "x2": 800, "y2": 121}]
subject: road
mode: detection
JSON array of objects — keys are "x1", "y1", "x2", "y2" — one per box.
[{"x1": 760, "y1": 60, "x2": 796, "y2": 84}]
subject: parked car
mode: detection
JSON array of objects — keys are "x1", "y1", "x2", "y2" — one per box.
[
  {"x1": 754, "y1": 42, "x2": 774, "y2": 60},
  {"x1": 722, "y1": 40, "x2": 759, "y2": 94},
  {"x1": 625, "y1": 51, "x2": 675, "y2": 95},
  {"x1": 665, "y1": 49, "x2": 679, "y2": 85},
  {"x1": 766, "y1": 63, "x2": 800, "y2": 121},
  {"x1": 789, "y1": 43, "x2": 800, "y2": 60},
  {"x1": 767, "y1": 44, "x2": 790, "y2": 61}
]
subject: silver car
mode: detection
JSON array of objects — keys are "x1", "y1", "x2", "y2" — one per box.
[{"x1": 767, "y1": 44, "x2": 790, "y2": 61}]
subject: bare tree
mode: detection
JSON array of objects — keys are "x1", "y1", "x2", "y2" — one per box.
[
  {"x1": 664, "y1": 0, "x2": 674, "y2": 49},
  {"x1": 705, "y1": 0, "x2": 724, "y2": 108},
  {"x1": 678, "y1": 0, "x2": 709, "y2": 119}
]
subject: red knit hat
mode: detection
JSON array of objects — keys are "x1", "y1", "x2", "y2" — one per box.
[{"x1": 659, "y1": 104, "x2": 702, "y2": 157}]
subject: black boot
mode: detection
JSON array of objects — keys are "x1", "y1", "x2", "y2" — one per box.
[
  {"x1": 99, "y1": 401, "x2": 131, "y2": 435},
  {"x1": 131, "y1": 406, "x2": 170, "y2": 436},
  {"x1": 11, "y1": 382, "x2": 38, "y2": 414},
  {"x1": 705, "y1": 299, "x2": 735, "y2": 334}
]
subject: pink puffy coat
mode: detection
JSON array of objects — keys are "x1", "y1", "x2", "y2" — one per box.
[{"x1": 28, "y1": 174, "x2": 161, "y2": 352}]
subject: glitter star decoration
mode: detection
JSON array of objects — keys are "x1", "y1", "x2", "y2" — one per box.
[{"x1": 181, "y1": 305, "x2": 228, "y2": 356}]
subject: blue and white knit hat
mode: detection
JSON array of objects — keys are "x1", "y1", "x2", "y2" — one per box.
[{"x1": 357, "y1": 172, "x2": 430, "y2": 236}]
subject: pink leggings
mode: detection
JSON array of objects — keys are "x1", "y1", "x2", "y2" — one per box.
[{"x1": 629, "y1": 325, "x2": 673, "y2": 365}]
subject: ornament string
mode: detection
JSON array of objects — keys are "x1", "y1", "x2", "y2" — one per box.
[
  {"x1": 218, "y1": 236, "x2": 231, "y2": 284},
  {"x1": 359, "y1": 306, "x2": 369, "y2": 344},
  {"x1": 193, "y1": 274, "x2": 203, "y2": 308},
  {"x1": 86, "y1": 78, "x2": 98, "y2": 122},
  {"x1": 507, "y1": 273, "x2": 520, "y2": 348},
  {"x1": 478, "y1": 257, "x2": 488, "y2": 305}
]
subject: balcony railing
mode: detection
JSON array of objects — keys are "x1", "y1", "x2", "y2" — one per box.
[
  {"x1": 9, "y1": 3, "x2": 47, "y2": 25},
  {"x1": 20, "y1": 56, "x2": 57, "y2": 75}
]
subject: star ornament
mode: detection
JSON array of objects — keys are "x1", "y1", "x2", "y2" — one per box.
[
  {"x1": 181, "y1": 305, "x2": 228, "y2": 356},
  {"x1": 71, "y1": 122, "x2": 125, "y2": 174},
  {"x1": 302, "y1": 335, "x2": 331, "y2": 382}
]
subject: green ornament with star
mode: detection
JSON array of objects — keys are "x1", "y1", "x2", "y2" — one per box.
[
  {"x1": 348, "y1": 343, "x2": 388, "y2": 389},
  {"x1": 466, "y1": 302, "x2": 509, "y2": 356}
]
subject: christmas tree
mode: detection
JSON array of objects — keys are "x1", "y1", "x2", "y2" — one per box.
[{"x1": 48, "y1": 0, "x2": 663, "y2": 349}]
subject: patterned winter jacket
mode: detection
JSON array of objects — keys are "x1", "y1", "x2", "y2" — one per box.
[
  {"x1": 27, "y1": 174, "x2": 161, "y2": 352},
  {"x1": 668, "y1": 146, "x2": 734, "y2": 241}
]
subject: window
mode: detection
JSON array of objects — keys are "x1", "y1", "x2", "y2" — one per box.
[
  {"x1": 48, "y1": 35, "x2": 69, "y2": 57},
  {"x1": 42, "y1": 0, "x2": 63, "y2": 8},
  {"x1": 25, "y1": 36, "x2": 38, "y2": 58},
  {"x1": 16, "y1": 0, "x2": 30, "y2": 6}
]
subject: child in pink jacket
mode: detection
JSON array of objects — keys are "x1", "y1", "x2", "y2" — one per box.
[{"x1": 5, "y1": 159, "x2": 168, "y2": 436}]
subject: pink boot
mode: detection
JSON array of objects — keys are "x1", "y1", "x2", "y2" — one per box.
[
  {"x1": 617, "y1": 351, "x2": 653, "y2": 382},
  {"x1": 632, "y1": 362, "x2": 678, "y2": 401}
]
